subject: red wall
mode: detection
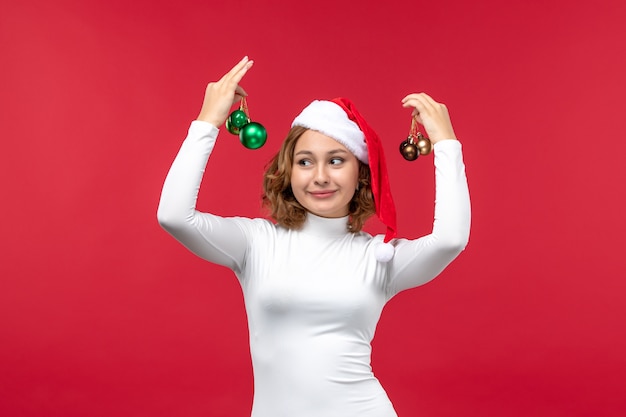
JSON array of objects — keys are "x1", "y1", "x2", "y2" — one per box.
[{"x1": 1, "y1": 1, "x2": 625, "y2": 416}]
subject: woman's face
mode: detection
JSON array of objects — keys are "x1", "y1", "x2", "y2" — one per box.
[{"x1": 290, "y1": 129, "x2": 360, "y2": 218}]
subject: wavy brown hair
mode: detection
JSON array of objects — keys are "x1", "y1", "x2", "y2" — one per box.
[{"x1": 262, "y1": 126, "x2": 376, "y2": 232}]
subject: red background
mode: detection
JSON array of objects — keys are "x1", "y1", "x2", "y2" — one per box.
[{"x1": 1, "y1": 0, "x2": 625, "y2": 416}]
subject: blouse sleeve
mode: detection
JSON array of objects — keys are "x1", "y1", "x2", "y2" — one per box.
[
  {"x1": 386, "y1": 139, "x2": 471, "y2": 297},
  {"x1": 157, "y1": 121, "x2": 249, "y2": 273}
]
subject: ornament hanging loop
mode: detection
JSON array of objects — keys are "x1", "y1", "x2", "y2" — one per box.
[
  {"x1": 399, "y1": 115, "x2": 432, "y2": 161},
  {"x1": 239, "y1": 96, "x2": 249, "y2": 117}
]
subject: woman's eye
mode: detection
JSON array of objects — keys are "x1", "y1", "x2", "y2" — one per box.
[
  {"x1": 330, "y1": 158, "x2": 344, "y2": 165},
  {"x1": 297, "y1": 159, "x2": 312, "y2": 166}
]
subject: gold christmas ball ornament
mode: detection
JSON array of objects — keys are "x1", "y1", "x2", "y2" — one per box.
[{"x1": 416, "y1": 133, "x2": 432, "y2": 155}]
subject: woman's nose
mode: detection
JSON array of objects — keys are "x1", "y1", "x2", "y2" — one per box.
[{"x1": 314, "y1": 166, "x2": 329, "y2": 184}]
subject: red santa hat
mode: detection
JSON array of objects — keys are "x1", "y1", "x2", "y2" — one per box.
[{"x1": 291, "y1": 98, "x2": 397, "y2": 262}]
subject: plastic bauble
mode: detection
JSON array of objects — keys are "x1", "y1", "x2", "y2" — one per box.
[
  {"x1": 239, "y1": 122, "x2": 267, "y2": 149},
  {"x1": 417, "y1": 136, "x2": 433, "y2": 155},
  {"x1": 225, "y1": 119, "x2": 241, "y2": 135},
  {"x1": 229, "y1": 109, "x2": 250, "y2": 129},
  {"x1": 399, "y1": 139, "x2": 419, "y2": 161}
]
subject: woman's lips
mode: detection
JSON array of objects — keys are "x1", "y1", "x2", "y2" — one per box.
[{"x1": 309, "y1": 190, "x2": 336, "y2": 198}]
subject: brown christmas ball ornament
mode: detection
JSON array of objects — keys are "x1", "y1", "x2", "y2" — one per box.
[
  {"x1": 399, "y1": 137, "x2": 419, "y2": 161},
  {"x1": 399, "y1": 116, "x2": 432, "y2": 161}
]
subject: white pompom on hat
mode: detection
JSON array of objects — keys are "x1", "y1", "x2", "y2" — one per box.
[{"x1": 292, "y1": 98, "x2": 398, "y2": 262}]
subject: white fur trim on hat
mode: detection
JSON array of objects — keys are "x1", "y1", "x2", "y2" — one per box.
[{"x1": 291, "y1": 100, "x2": 369, "y2": 164}]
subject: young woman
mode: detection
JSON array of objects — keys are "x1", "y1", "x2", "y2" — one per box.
[{"x1": 157, "y1": 56, "x2": 470, "y2": 417}]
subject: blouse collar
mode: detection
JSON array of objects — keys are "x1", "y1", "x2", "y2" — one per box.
[{"x1": 300, "y1": 213, "x2": 350, "y2": 238}]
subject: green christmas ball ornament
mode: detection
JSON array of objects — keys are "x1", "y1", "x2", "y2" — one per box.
[
  {"x1": 229, "y1": 109, "x2": 250, "y2": 129},
  {"x1": 225, "y1": 118, "x2": 241, "y2": 135},
  {"x1": 239, "y1": 122, "x2": 267, "y2": 149}
]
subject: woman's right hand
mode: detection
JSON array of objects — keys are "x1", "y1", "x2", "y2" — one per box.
[{"x1": 197, "y1": 56, "x2": 254, "y2": 127}]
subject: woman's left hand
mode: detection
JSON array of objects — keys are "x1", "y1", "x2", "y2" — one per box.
[{"x1": 401, "y1": 93, "x2": 457, "y2": 143}]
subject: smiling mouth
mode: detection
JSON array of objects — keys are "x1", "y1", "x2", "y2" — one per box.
[{"x1": 309, "y1": 190, "x2": 336, "y2": 198}]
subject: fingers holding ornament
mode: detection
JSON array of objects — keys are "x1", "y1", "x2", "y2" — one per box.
[
  {"x1": 195, "y1": 57, "x2": 266, "y2": 149},
  {"x1": 226, "y1": 56, "x2": 255, "y2": 86},
  {"x1": 401, "y1": 93, "x2": 456, "y2": 143},
  {"x1": 197, "y1": 57, "x2": 254, "y2": 127}
]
